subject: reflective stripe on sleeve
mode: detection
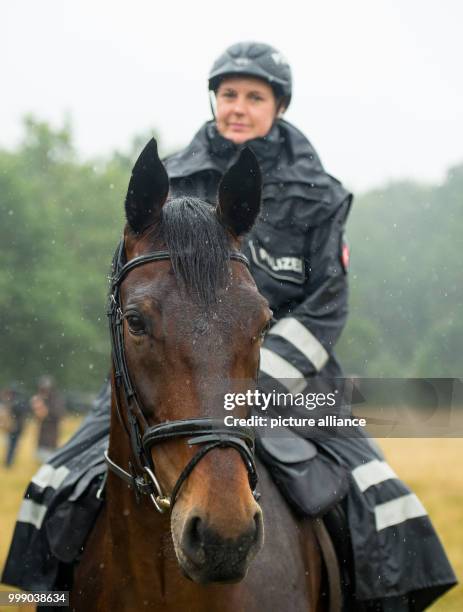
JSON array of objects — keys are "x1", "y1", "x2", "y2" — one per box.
[
  {"x1": 17, "y1": 499, "x2": 48, "y2": 529},
  {"x1": 374, "y1": 494, "x2": 427, "y2": 531},
  {"x1": 352, "y1": 460, "x2": 398, "y2": 493},
  {"x1": 259, "y1": 347, "x2": 307, "y2": 394},
  {"x1": 269, "y1": 317, "x2": 329, "y2": 372},
  {"x1": 31, "y1": 464, "x2": 70, "y2": 490}
]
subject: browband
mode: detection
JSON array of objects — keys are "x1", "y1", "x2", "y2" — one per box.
[{"x1": 111, "y1": 249, "x2": 250, "y2": 290}]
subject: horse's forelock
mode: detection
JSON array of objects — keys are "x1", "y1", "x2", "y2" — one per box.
[{"x1": 150, "y1": 197, "x2": 231, "y2": 305}]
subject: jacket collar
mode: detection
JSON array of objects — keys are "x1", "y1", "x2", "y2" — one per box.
[
  {"x1": 206, "y1": 122, "x2": 284, "y2": 171},
  {"x1": 165, "y1": 121, "x2": 288, "y2": 179}
]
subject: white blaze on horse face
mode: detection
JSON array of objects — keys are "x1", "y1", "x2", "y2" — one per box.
[{"x1": 215, "y1": 77, "x2": 277, "y2": 144}]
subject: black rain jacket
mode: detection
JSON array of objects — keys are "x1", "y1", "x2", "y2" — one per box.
[{"x1": 165, "y1": 120, "x2": 352, "y2": 392}]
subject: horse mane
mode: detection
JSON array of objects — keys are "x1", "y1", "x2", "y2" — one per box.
[{"x1": 147, "y1": 197, "x2": 231, "y2": 306}]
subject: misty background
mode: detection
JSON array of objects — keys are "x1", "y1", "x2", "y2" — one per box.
[{"x1": 1, "y1": 1, "x2": 462, "y2": 393}]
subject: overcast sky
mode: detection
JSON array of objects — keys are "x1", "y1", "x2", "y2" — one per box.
[{"x1": 3, "y1": 1, "x2": 462, "y2": 190}]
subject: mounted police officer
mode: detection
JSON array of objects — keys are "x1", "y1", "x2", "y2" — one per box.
[
  {"x1": 2, "y1": 41, "x2": 456, "y2": 610},
  {"x1": 166, "y1": 41, "x2": 351, "y2": 386}
]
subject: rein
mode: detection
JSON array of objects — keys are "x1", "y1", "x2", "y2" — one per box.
[{"x1": 105, "y1": 239, "x2": 259, "y2": 513}]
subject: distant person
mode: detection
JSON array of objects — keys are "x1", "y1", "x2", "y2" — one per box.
[
  {"x1": 2, "y1": 382, "x2": 29, "y2": 467},
  {"x1": 30, "y1": 375, "x2": 65, "y2": 463},
  {"x1": 0, "y1": 388, "x2": 14, "y2": 456}
]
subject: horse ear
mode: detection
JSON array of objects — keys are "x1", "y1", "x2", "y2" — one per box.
[
  {"x1": 217, "y1": 147, "x2": 262, "y2": 237},
  {"x1": 125, "y1": 138, "x2": 169, "y2": 234}
]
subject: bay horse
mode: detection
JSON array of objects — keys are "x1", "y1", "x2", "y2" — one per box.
[{"x1": 72, "y1": 140, "x2": 330, "y2": 611}]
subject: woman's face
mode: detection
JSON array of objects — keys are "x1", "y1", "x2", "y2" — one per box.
[{"x1": 215, "y1": 77, "x2": 278, "y2": 144}]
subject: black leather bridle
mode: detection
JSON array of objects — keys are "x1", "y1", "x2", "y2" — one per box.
[{"x1": 105, "y1": 239, "x2": 259, "y2": 513}]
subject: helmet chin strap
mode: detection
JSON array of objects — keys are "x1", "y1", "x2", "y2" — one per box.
[
  {"x1": 209, "y1": 90, "x2": 217, "y2": 121},
  {"x1": 270, "y1": 103, "x2": 286, "y2": 130}
]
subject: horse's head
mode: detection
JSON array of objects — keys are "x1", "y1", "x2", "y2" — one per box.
[{"x1": 110, "y1": 139, "x2": 270, "y2": 583}]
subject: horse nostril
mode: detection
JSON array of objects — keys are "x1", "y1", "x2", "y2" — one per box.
[{"x1": 182, "y1": 516, "x2": 206, "y2": 566}]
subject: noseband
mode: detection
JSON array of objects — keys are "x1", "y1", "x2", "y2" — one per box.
[{"x1": 105, "y1": 240, "x2": 259, "y2": 513}]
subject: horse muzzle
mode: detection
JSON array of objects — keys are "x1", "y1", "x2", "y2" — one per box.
[{"x1": 176, "y1": 509, "x2": 264, "y2": 584}]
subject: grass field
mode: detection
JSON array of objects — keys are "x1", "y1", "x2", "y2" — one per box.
[{"x1": 0, "y1": 418, "x2": 462, "y2": 611}]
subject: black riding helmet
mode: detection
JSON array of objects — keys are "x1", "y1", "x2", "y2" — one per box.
[{"x1": 208, "y1": 41, "x2": 292, "y2": 109}]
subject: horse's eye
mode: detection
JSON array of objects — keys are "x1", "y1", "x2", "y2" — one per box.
[
  {"x1": 253, "y1": 320, "x2": 273, "y2": 343},
  {"x1": 125, "y1": 314, "x2": 146, "y2": 335},
  {"x1": 260, "y1": 320, "x2": 273, "y2": 339}
]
